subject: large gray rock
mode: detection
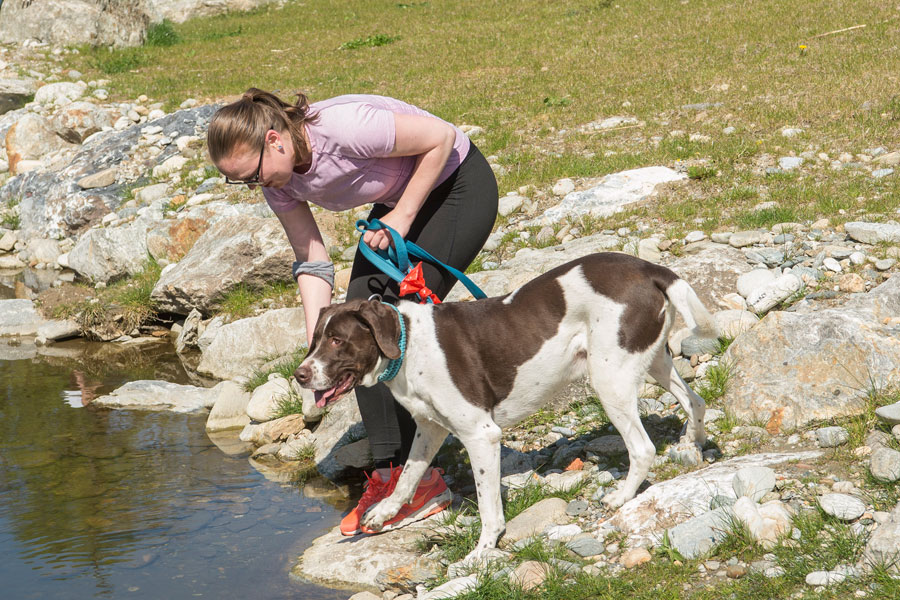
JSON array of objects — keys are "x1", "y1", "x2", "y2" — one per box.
[
  {"x1": 33, "y1": 82, "x2": 85, "y2": 107},
  {"x1": 665, "y1": 506, "x2": 732, "y2": 559},
  {"x1": 196, "y1": 307, "x2": 306, "y2": 380},
  {"x1": 610, "y1": 451, "x2": 823, "y2": 550},
  {"x1": 0, "y1": 78, "x2": 36, "y2": 116},
  {"x1": 0, "y1": 105, "x2": 218, "y2": 240},
  {"x1": 145, "y1": 0, "x2": 283, "y2": 23},
  {"x1": 67, "y1": 218, "x2": 153, "y2": 283},
  {"x1": 501, "y1": 497, "x2": 569, "y2": 544},
  {"x1": 845, "y1": 221, "x2": 900, "y2": 245},
  {"x1": 722, "y1": 274, "x2": 900, "y2": 429},
  {"x1": 0, "y1": 0, "x2": 148, "y2": 47},
  {"x1": 204, "y1": 380, "x2": 251, "y2": 432},
  {"x1": 92, "y1": 379, "x2": 224, "y2": 412},
  {"x1": 863, "y1": 519, "x2": 900, "y2": 572},
  {"x1": 151, "y1": 215, "x2": 295, "y2": 315},
  {"x1": 0, "y1": 299, "x2": 49, "y2": 335},
  {"x1": 532, "y1": 167, "x2": 686, "y2": 224},
  {"x1": 4, "y1": 113, "x2": 75, "y2": 174}
]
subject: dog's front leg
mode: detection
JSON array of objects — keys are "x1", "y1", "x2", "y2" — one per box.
[
  {"x1": 361, "y1": 418, "x2": 448, "y2": 532},
  {"x1": 457, "y1": 419, "x2": 504, "y2": 560}
]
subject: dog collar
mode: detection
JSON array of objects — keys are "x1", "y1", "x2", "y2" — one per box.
[{"x1": 377, "y1": 303, "x2": 407, "y2": 382}]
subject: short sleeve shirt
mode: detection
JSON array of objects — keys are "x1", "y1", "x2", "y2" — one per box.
[{"x1": 262, "y1": 95, "x2": 471, "y2": 213}]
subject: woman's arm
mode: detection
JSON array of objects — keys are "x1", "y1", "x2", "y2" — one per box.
[
  {"x1": 362, "y1": 112, "x2": 456, "y2": 251},
  {"x1": 273, "y1": 202, "x2": 333, "y2": 345}
]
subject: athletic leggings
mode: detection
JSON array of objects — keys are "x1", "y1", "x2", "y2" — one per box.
[{"x1": 345, "y1": 143, "x2": 498, "y2": 469}]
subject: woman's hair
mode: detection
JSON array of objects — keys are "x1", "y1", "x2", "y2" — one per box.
[{"x1": 207, "y1": 88, "x2": 317, "y2": 167}]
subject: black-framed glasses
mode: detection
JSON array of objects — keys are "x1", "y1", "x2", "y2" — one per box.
[{"x1": 224, "y1": 125, "x2": 274, "y2": 185}]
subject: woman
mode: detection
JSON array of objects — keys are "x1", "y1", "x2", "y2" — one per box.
[{"x1": 207, "y1": 89, "x2": 498, "y2": 535}]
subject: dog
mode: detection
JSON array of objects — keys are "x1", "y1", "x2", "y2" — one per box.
[{"x1": 295, "y1": 252, "x2": 718, "y2": 562}]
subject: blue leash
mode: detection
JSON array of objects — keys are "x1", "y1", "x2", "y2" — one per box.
[{"x1": 355, "y1": 218, "x2": 487, "y2": 303}]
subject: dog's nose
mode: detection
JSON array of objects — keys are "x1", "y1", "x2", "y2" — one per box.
[{"x1": 295, "y1": 364, "x2": 312, "y2": 385}]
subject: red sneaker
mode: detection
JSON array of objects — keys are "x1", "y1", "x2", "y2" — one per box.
[
  {"x1": 340, "y1": 466, "x2": 401, "y2": 536},
  {"x1": 359, "y1": 467, "x2": 452, "y2": 534}
]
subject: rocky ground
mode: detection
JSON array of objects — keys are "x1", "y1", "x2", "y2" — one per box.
[{"x1": 2, "y1": 38, "x2": 900, "y2": 600}]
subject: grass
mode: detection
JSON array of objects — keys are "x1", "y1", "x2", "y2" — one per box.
[
  {"x1": 244, "y1": 345, "x2": 308, "y2": 393},
  {"x1": 694, "y1": 358, "x2": 734, "y2": 404},
  {"x1": 217, "y1": 280, "x2": 297, "y2": 318}
]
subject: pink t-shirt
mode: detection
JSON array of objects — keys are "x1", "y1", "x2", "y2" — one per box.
[{"x1": 263, "y1": 95, "x2": 471, "y2": 213}]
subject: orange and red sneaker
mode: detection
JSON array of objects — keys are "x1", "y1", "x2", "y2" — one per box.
[
  {"x1": 340, "y1": 466, "x2": 402, "y2": 536},
  {"x1": 359, "y1": 466, "x2": 452, "y2": 534}
]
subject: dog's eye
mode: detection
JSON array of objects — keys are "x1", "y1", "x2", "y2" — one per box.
[{"x1": 329, "y1": 337, "x2": 342, "y2": 347}]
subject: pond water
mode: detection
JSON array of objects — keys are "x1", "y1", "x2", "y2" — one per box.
[{"x1": 0, "y1": 338, "x2": 350, "y2": 600}]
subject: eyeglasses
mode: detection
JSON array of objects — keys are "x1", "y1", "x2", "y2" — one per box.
[{"x1": 224, "y1": 125, "x2": 274, "y2": 186}]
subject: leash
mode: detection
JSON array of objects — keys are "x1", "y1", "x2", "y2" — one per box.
[{"x1": 355, "y1": 218, "x2": 487, "y2": 304}]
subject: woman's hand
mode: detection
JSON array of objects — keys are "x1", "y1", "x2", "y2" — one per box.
[{"x1": 363, "y1": 209, "x2": 413, "y2": 250}]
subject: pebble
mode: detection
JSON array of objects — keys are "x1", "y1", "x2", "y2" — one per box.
[
  {"x1": 818, "y1": 493, "x2": 866, "y2": 521},
  {"x1": 816, "y1": 426, "x2": 849, "y2": 447},
  {"x1": 566, "y1": 537, "x2": 606, "y2": 558},
  {"x1": 779, "y1": 156, "x2": 804, "y2": 170},
  {"x1": 621, "y1": 548, "x2": 651, "y2": 568},
  {"x1": 869, "y1": 447, "x2": 900, "y2": 482},
  {"x1": 805, "y1": 570, "x2": 845, "y2": 586},
  {"x1": 822, "y1": 257, "x2": 842, "y2": 272}
]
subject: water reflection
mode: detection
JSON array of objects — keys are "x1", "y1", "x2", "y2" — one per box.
[{"x1": 0, "y1": 344, "x2": 348, "y2": 600}]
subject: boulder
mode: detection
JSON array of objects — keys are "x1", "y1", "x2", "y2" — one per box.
[
  {"x1": 204, "y1": 381, "x2": 251, "y2": 432},
  {"x1": 0, "y1": 78, "x2": 36, "y2": 115},
  {"x1": 67, "y1": 218, "x2": 152, "y2": 283},
  {"x1": 722, "y1": 275, "x2": 900, "y2": 429},
  {"x1": 51, "y1": 101, "x2": 112, "y2": 144},
  {"x1": 5, "y1": 113, "x2": 75, "y2": 174},
  {"x1": 196, "y1": 308, "x2": 306, "y2": 380},
  {"x1": 0, "y1": 0, "x2": 148, "y2": 47},
  {"x1": 150, "y1": 215, "x2": 295, "y2": 315},
  {"x1": 92, "y1": 379, "x2": 224, "y2": 412},
  {"x1": 246, "y1": 374, "x2": 293, "y2": 422},
  {"x1": 33, "y1": 82, "x2": 86, "y2": 107}
]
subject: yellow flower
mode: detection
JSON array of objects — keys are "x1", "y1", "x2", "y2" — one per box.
[{"x1": 799, "y1": 44, "x2": 807, "y2": 50}]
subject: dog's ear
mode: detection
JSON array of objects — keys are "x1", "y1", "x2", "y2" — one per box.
[{"x1": 357, "y1": 300, "x2": 402, "y2": 359}]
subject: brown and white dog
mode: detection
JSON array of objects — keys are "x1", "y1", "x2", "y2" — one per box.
[{"x1": 295, "y1": 252, "x2": 718, "y2": 562}]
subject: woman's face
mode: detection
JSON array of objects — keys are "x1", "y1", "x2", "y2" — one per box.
[{"x1": 216, "y1": 128, "x2": 295, "y2": 190}]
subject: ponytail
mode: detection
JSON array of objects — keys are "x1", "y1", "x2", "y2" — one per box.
[{"x1": 207, "y1": 88, "x2": 316, "y2": 167}]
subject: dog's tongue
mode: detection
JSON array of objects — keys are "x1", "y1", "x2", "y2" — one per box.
[
  {"x1": 314, "y1": 374, "x2": 353, "y2": 408},
  {"x1": 314, "y1": 389, "x2": 332, "y2": 408}
]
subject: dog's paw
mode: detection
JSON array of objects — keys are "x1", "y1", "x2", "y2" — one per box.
[
  {"x1": 361, "y1": 500, "x2": 401, "y2": 532},
  {"x1": 601, "y1": 489, "x2": 630, "y2": 510}
]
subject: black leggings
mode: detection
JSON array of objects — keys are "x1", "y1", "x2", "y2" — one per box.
[{"x1": 346, "y1": 143, "x2": 498, "y2": 469}]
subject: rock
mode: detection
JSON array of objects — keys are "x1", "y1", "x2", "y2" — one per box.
[
  {"x1": 0, "y1": 77, "x2": 36, "y2": 115},
  {"x1": 869, "y1": 447, "x2": 900, "y2": 482},
  {"x1": 736, "y1": 269, "x2": 776, "y2": 299},
  {"x1": 845, "y1": 221, "x2": 900, "y2": 244},
  {"x1": 838, "y1": 273, "x2": 866, "y2": 293},
  {"x1": 246, "y1": 375, "x2": 294, "y2": 422},
  {"x1": 205, "y1": 381, "x2": 251, "y2": 432},
  {"x1": 0, "y1": 299, "x2": 49, "y2": 335},
  {"x1": 196, "y1": 308, "x2": 306, "y2": 380},
  {"x1": 732, "y1": 466, "x2": 776, "y2": 501},
  {"x1": 239, "y1": 414, "x2": 305, "y2": 445},
  {"x1": 33, "y1": 82, "x2": 85, "y2": 107},
  {"x1": 621, "y1": 547, "x2": 652, "y2": 568},
  {"x1": 67, "y1": 218, "x2": 152, "y2": 284},
  {"x1": 668, "y1": 244, "x2": 754, "y2": 316},
  {"x1": 36, "y1": 318, "x2": 80, "y2": 341},
  {"x1": 732, "y1": 497, "x2": 792, "y2": 548},
  {"x1": 498, "y1": 193, "x2": 525, "y2": 217},
  {"x1": 722, "y1": 275, "x2": 900, "y2": 429},
  {"x1": 544, "y1": 470, "x2": 589, "y2": 492},
  {"x1": 728, "y1": 231, "x2": 763, "y2": 248},
  {"x1": 0, "y1": 230, "x2": 17, "y2": 252},
  {"x1": 175, "y1": 308, "x2": 202, "y2": 353},
  {"x1": 681, "y1": 335, "x2": 719, "y2": 356},
  {"x1": 27, "y1": 238, "x2": 62, "y2": 265},
  {"x1": 5, "y1": 113, "x2": 75, "y2": 174},
  {"x1": 93, "y1": 380, "x2": 224, "y2": 412},
  {"x1": 816, "y1": 426, "x2": 849, "y2": 448},
  {"x1": 818, "y1": 493, "x2": 866, "y2": 521},
  {"x1": 308, "y1": 392, "x2": 365, "y2": 481},
  {"x1": 51, "y1": 101, "x2": 112, "y2": 143},
  {"x1": 611, "y1": 452, "x2": 822, "y2": 550},
  {"x1": 510, "y1": 560, "x2": 551, "y2": 590},
  {"x1": 746, "y1": 273, "x2": 801, "y2": 314},
  {"x1": 536, "y1": 167, "x2": 686, "y2": 224},
  {"x1": 863, "y1": 520, "x2": 900, "y2": 571},
  {"x1": 666, "y1": 507, "x2": 732, "y2": 559},
  {"x1": 713, "y1": 310, "x2": 759, "y2": 338},
  {"x1": 332, "y1": 438, "x2": 372, "y2": 469},
  {"x1": 77, "y1": 167, "x2": 118, "y2": 190},
  {"x1": 501, "y1": 498, "x2": 569, "y2": 544},
  {"x1": 420, "y1": 576, "x2": 478, "y2": 600},
  {"x1": 805, "y1": 570, "x2": 845, "y2": 586},
  {"x1": 0, "y1": 1, "x2": 148, "y2": 47},
  {"x1": 875, "y1": 401, "x2": 900, "y2": 425},
  {"x1": 778, "y1": 157, "x2": 803, "y2": 170},
  {"x1": 145, "y1": 0, "x2": 282, "y2": 24},
  {"x1": 552, "y1": 178, "x2": 576, "y2": 196},
  {"x1": 152, "y1": 154, "x2": 189, "y2": 178},
  {"x1": 566, "y1": 536, "x2": 606, "y2": 557},
  {"x1": 637, "y1": 237, "x2": 661, "y2": 262},
  {"x1": 151, "y1": 215, "x2": 294, "y2": 314}
]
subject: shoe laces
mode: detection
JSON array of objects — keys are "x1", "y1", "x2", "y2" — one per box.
[{"x1": 357, "y1": 466, "x2": 402, "y2": 511}]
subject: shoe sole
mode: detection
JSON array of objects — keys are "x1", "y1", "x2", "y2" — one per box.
[{"x1": 360, "y1": 488, "x2": 452, "y2": 534}]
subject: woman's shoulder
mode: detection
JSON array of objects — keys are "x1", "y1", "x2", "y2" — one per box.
[{"x1": 311, "y1": 94, "x2": 417, "y2": 116}]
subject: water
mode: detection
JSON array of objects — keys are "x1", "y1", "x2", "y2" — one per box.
[{"x1": 0, "y1": 338, "x2": 350, "y2": 600}]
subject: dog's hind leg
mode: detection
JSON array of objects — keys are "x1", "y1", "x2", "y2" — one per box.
[
  {"x1": 590, "y1": 363, "x2": 656, "y2": 509},
  {"x1": 648, "y1": 349, "x2": 707, "y2": 447},
  {"x1": 361, "y1": 418, "x2": 448, "y2": 532}
]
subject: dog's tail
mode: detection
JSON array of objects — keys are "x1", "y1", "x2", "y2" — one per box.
[{"x1": 665, "y1": 279, "x2": 719, "y2": 339}]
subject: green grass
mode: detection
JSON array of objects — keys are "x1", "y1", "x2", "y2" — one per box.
[
  {"x1": 217, "y1": 280, "x2": 296, "y2": 318},
  {"x1": 244, "y1": 345, "x2": 308, "y2": 393},
  {"x1": 695, "y1": 358, "x2": 734, "y2": 404},
  {"x1": 339, "y1": 33, "x2": 401, "y2": 51}
]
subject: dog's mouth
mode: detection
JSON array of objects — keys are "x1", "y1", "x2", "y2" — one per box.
[{"x1": 313, "y1": 373, "x2": 355, "y2": 408}]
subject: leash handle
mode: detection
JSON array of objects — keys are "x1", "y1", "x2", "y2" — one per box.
[{"x1": 355, "y1": 219, "x2": 487, "y2": 301}]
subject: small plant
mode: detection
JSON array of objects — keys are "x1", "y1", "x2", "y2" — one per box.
[
  {"x1": 145, "y1": 20, "x2": 181, "y2": 47},
  {"x1": 339, "y1": 34, "x2": 400, "y2": 50},
  {"x1": 543, "y1": 95, "x2": 572, "y2": 108},
  {"x1": 93, "y1": 48, "x2": 147, "y2": 74},
  {"x1": 695, "y1": 358, "x2": 734, "y2": 403},
  {"x1": 687, "y1": 165, "x2": 717, "y2": 180},
  {"x1": 272, "y1": 392, "x2": 305, "y2": 419},
  {"x1": 1, "y1": 213, "x2": 20, "y2": 230}
]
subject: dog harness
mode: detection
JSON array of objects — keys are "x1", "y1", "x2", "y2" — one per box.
[{"x1": 377, "y1": 303, "x2": 407, "y2": 382}]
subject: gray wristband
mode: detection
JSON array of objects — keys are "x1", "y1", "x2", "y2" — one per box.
[{"x1": 292, "y1": 260, "x2": 335, "y2": 289}]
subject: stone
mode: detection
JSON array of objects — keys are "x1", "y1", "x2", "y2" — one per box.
[
  {"x1": 0, "y1": 299, "x2": 48, "y2": 336},
  {"x1": 681, "y1": 335, "x2": 720, "y2": 356},
  {"x1": 151, "y1": 215, "x2": 294, "y2": 314},
  {"x1": 728, "y1": 231, "x2": 763, "y2": 248},
  {"x1": 93, "y1": 380, "x2": 224, "y2": 412},
  {"x1": 196, "y1": 308, "x2": 306, "y2": 380},
  {"x1": 552, "y1": 178, "x2": 576, "y2": 196},
  {"x1": 778, "y1": 156, "x2": 803, "y2": 170},
  {"x1": 501, "y1": 498, "x2": 568, "y2": 544},
  {"x1": 805, "y1": 571, "x2": 846, "y2": 586},
  {"x1": 816, "y1": 426, "x2": 850, "y2": 448},
  {"x1": 746, "y1": 273, "x2": 802, "y2": 313},
  {"x1": 838, "y1": 273, "x2": 866, "y2": 293},
  {"x1": 536, "y1": 167, "x2": 686, "y2": 224},
  {"x1": 33, "y1": 82, "x2": 85, "y2": 106},
  {"x1": 818, "y1": 493, "x2": 866, "y2": 521},
  {"x1": 621, "y1": 547, "x2": 651, "y2": 568},
  {"x1": 239, "y1": 414, "x2": 305, "y2": 445},
  {"x1": 665, "y1": 507, "x2": 732, "y2": 559},
  {"x1": 863, "y1": 521, "x2": 900, "y2": 571},
  {"x1": 246, "y1": 375, "x2": 293, "y2": 422},
  {"x1": 498, "y1": 193, "x2": 525, "y2": 217},
  {"x1": 205, "y1": 381, "x2": 252, "y2": 432},
  {"x1": 36, "y1": 318, "x2": 80, "y2": 341},
  {"x1": 869, "y1": 447, "x2": 900, "y2": 482},
  {"x1": 0, "y1": 1, "x2": 148, "y2": 47},
  {"x1": 4, "y1": 113, "x2": 75, "y2": 174},
  {"x1": 637, "y1": 237, "x2": 661, "y2": 262},
  {"x1": 732, "y1": 497, "x2": 793, "y2": 549},
  {"x1": 713, "y1": 310, "x2": 759, "y2": 338},
  {"x1": 732, "y1": 466, "x2": 776, "y2": 501},
  {"x1": 736, "y1": 269, "x2": 776, "y2": 299},
  {"x1": 420, "y1": 576, "x2": 478, "y2": 600},
  {"x1": 0, "y1": 77, "x2": 36, "y2": 115},
  {"x1": 77, "y1": 167, "x2": 118, "y2": 189},
  {"x1": 845, "y1": 221, "x2": 900, "y2": 244},
  {"x1": 875, "y1": 401, "x2": 900, "y2": 425},
  {"x1": 509, "y1": 561, "x2": 550, "y2": 591},
  {"x1": 68, "y1": 218, "x2": 151, "y2": 284},
  {"x1": 51, "y1": 101, "x2": 111, "y2": 143},
  {"x1": 566, "y1": 537, "x2": 606, "y2": 558}
]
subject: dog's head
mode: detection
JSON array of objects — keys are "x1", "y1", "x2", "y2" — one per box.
[{"x1": 294, "y1": 298, "x2": 403, "y2": 408}]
